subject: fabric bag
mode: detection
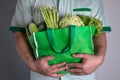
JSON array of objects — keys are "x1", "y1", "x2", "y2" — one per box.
[{"x1": 28, "y1": 25, "x2": 96, "y2": 73}]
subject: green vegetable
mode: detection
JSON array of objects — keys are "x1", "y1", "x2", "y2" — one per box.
[
  {"x1": 40, "y1": 6, "x2": 59, "y2": 29},
  {"x1": 28, "y1": 23, "x2": 39, "y2": 34},
  {"x1": 59, "y1": 14, "x2": 84, "y2": 28},
  {"x1": 77, "y1": 14, "x2": 103, "y2": 36},
  {"x1": 39, "y1": 6, "x2": 103, "y2": 36},
  {"x1": 77, "y1": 14, "x2": 91, "y2": 25},
  {"x1": 88, "y1": 17, "x2": 103, "y2": 36}
]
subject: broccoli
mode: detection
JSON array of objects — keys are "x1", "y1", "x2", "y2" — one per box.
[{"x1": 77, "y1": 14, "x2": 103, "y2": 36}]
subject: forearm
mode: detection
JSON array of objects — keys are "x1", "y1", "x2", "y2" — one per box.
[
  {"x1": 14, "y1": 32, "x2": 35, "y2": 69},
  {"x1": 93, "y1": 33, "x2": 107, "y2": 58}
]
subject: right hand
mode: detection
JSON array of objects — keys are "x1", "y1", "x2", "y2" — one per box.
[{"x1": 30, "y1": 56, "x2": 68, "y2": 78}]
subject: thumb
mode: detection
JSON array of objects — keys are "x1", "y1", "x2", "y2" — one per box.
[
  {"x1": 73, "y1": 54, "x2": 87, "y2": 58},
  {"x1": 42, "y1": 56, "x2": 54, "y2": 61}
]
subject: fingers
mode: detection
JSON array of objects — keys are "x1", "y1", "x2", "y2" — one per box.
[
  {"x1": 51, "y1": 62, "x2": 66, "y2": 70},
  {"x1": 47, "y1": 62, "x2": 68, "y2": 78},
  {"x1": 50, "y1": 62, "x2": 69, "y2": 73},
  {"x1": 66, "y1": 63, "x2": 87, "y2": 75},
  {"x1": 67, "y1": 68, "x2": 83, "y2": 73},
  {"x1": 73, "y1": 54, "x2": 88, "y2": 58},
  {"x1": 41, "y1": 56, "x2": 54, "y2": 61},
  {"x1": 35, "y1": 56, "x2": 54, "y2": 65},
  {"x1": 66, "y1": 64, "x2": 96, "y2": 75},
  {"x1": 50, "y1": 66, "x2": 68, "y2": 74},
  {"x1": 66, "y1": 68, "x2": 88, "y2": 76},
  {"x1": 66, "y1": 63, "x2": 83, "y2": 68},
  {"x1": 34, "y1": 57, "x2": 67, "y2": 78}
]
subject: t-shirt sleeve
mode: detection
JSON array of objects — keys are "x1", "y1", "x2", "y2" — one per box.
[
  {"x1": 91, "y1": 0, "x2": 111, "y2": 32},
  {"x1": 9, "y1": 0, "x2": 32, "y2": 33}
]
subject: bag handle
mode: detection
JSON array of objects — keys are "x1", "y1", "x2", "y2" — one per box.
[
  {"x1": 46, "y1": 25, "x2": 76, "y2": 54},
  {"x1": 46, "y1": 8, "x2": 92, "y2": 54},
  {"x1": 88, "y1": 26, "x2": 94, "y2": 52}
]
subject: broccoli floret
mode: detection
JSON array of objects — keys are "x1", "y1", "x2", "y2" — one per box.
[
  {"x1": 88, "y1": 17, "x2": 103, "y2": 36},
  {"x1": 77, "y1": 14, "x2": 103, "y2": 36},
  {"x1": 77, "y1": 14, "x2": 91, "y2": 25}
]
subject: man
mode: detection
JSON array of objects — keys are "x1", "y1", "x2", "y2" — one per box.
[{"x1": 10, "y1": 0, "x2": 111, "y2": 80}]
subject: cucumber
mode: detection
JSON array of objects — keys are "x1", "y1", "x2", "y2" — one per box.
[{"x1": 28, "y1": 23, "x2": 39, "y2": 34}]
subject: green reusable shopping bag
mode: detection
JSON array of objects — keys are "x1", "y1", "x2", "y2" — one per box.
[{"x1": 28, "y1": 25, "x2": 96, "y2": 73}]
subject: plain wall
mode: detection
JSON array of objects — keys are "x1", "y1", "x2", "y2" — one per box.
[
  {"x1": 96, "y1": 0, "x2": 120, "y2": 80},
  {"x1": 0, "y1": 0, "x2": 120, "y2": 80},
  {"x1": 0, "y1": 0, "x2": 30, "y2": 80}
]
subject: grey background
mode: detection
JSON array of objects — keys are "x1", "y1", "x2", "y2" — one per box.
[{"x1": 0, "y1": 0, "x2": 119, "y2": 80}]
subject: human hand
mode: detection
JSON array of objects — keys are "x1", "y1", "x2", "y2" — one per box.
[
  {"x1": 30, "y1": 56, "x2": 68, "y2": 78},
  {"x1": 66, "y1": 54, "x2": 104, "y2": 76}
]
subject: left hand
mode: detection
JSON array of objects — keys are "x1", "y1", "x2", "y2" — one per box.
[{"x1": 66, "y1": 53, "x2": 104, "y2": 76}]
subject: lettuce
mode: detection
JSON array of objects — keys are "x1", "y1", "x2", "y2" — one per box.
[{"x1": 77, "y1": 14, "x2": 103, "y2": 36}]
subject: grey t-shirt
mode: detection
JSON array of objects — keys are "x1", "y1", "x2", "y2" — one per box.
[{"x1": 11, "y1": 0, "x2": 109, "y2": 28}]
